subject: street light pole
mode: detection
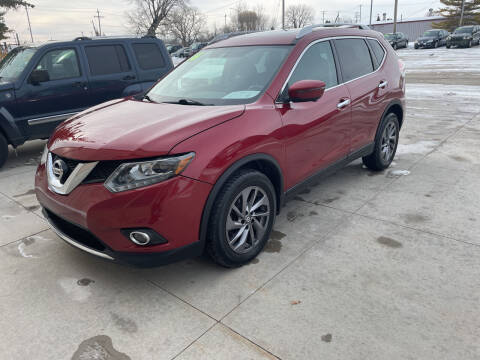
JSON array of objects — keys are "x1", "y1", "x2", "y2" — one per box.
[
  {"x1": 369, "y1": 0, "x2": 373, "y2": 25},
  {"x1": 282, "y1": 0, "x2": 285, "y2": 29},
  {"x1": 393, "y1": 0, "x2": 399, "y2": 33},
  {"x1": 25, "y1": 5, "x2": 33, "y2": 43},
  {"x1": 459, "y1": 0, "x2": 465, "y2": 26}
]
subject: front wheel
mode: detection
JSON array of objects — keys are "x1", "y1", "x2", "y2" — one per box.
[
  {"x1": 0, "y1": 132, "x2": 8, "y2": 169},
  {"x1": 446, "y1": 44, "x2": 451, "y2": 49},
  {"x1": 467, "y1": 40, "x2": 472, "y2": 48},
  {"x1": 207, "y1": 170, "x2": 276, "y2": 267},
  {"x1": 393, "y1": 43, "x2": 398, "y2": 50},
  {"x1": 362, "y1": 113, "x2": 400, "y2": 171}
]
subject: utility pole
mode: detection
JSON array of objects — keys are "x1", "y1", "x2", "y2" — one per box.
[
  {"x1": 25, "y1": 5, "x2": 33, "y2": 43},
  {"x1": 359, "y1": 4, "x2": 362, "y2": 23},
  {"x1": 224, "y1": 13, "x2": 227, "y2": 28},
  {"x1": 282, "y1": 0, "x2": 285, "y2": 29},
  {"x1": 459, "y1": 0, "x2": 465, "y2": 26},
  {"x1": 94, "y1": 9, "x2": 103, "y2": 36},
  {"x1": 322, "y1": 11, "x2": 326, "y2": 24},
  {"x1": 369, "y1": 0, "x2": 373, "y2": 25},
  {"x1": 393, "y1": 0, "x2": 398, "y2": 33},
  {"x1": 15, "y1": 32, "x2": 20, "y2": 46},
  {"x1": 91, "y1": 19, "x2": 99, "y2": 36}
]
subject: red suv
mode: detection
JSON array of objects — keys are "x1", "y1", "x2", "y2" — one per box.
[{"x1": 35, "y1": 26, "x2": 406, "y2": 267}]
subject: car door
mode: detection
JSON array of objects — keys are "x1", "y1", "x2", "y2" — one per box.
[
  {"x1": 334, "y1": 38, "x2": 388, "y2": 153},
  {"x1": 82, "y1": 43, "x2": 137, "y2": 104},
  {"x1": 278, "y1": 40, "x2": 351, "y2": 188},
  {"x1": 14, "y1": 46, "x2": 91, "y2": 137}
]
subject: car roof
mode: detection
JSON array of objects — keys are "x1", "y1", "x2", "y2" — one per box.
[{"x1": 207, "y1": 26, "x2": 380, "y2": 48}]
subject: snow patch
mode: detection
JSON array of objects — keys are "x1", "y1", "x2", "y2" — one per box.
[
  {"x1": 397, "y1": 140, "x2": 438, "y2": 155},
  {"x1": 2, "y1": 215, "x2": 15, "y2": 220},
  {"x1": 18, "y1": 242, "x2": 36, "y2": 258},
  {"x1": 388, "y1": 169, "x2": 411, "y2": 178}
]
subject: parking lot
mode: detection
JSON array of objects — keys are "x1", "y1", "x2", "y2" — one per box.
[{"x1": 1, "y1": 45, "x2": 479, "y2": 359}]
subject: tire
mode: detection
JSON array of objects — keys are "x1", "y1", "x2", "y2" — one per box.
[
  {"x1": 393, "y1": 43, "x2": 397, "y2": 50},
  {"x1": 467, "y1": 40, "x2": 472, "y2": 48},
  {"x1": 434, "y1": 41, "x2": 438, "y2": 48},
  {"x1": 414, "y1": 44, "x2": 419, "y2": 49},
  {"x1": 0, "y1": 132, "x2": 8, "y2": 169},
  {"x1": 446, "y1": 44, "x2": 451, "y2": 49},
  {"x1": 207, "y1": 169, "x2": 276, "y2": 268},
  {"x1": 362, "y1": 113, "x2": 400, "y2": 171}
]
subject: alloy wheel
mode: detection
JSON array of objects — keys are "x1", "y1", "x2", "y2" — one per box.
[
  {"x1": 380, "y1": 121, "x2": 397, "y2": 163},
  {"x1": 225, "y1": 186, "x2": 270, "y2": 254}
]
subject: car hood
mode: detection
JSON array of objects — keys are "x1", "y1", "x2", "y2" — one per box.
[
  {"x1": 48, "y1": 98, "x2": 245, "y2": 161},
  {"x1": 451, "y1": 33, "x2": 471, "y2": 38},
  {"x1": 417, "y1": 36, "x2": 436, "y2": 41}
]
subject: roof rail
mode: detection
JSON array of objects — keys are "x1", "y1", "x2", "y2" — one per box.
[
  {"x1": 73, "y1": 36, "x2": 92, "y2": 41},
  {"x1": 296, "y1": 23, "x2": 371, "y2": 39}
]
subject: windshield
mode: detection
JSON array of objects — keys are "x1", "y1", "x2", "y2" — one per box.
[
  {"x1": 147, "y1": 45, "x2": 292, "y2": 106},
  {"x1": 384, "y1": 33, "x2": 396, "y2": 40},
  {"x1": 424, "y1": 30, "x2": 440, "y2": 37},
  {"x1": 455, "y1": 27, "x2": 472, "y2": 34},
  {"x1": 0, "y1": 47, "x2": 36, "y2": 80}
]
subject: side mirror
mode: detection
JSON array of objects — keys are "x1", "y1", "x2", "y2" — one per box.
[
  {"x1": 29, "y1": 69, "x2": 50, "y2": 85},
  {"x1": 288, "y1": 80, "x2": 326, "y2": 103}
]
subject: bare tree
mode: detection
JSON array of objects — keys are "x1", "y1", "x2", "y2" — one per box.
[
  {"x1": 128, "y1": 0, "x2": 182, "y2": 36},
  {"x1": 168, "y1": 3, "x2": 206, "y2": 46},
  {"x1": 229, "y1": 1, "x2": 271, "y2": 31},
  {"x1": 286, "y1": 4, "x2": 315, "y2": 28}
]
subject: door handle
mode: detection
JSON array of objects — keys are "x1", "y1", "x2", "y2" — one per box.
[
  {"x1": 337, "y1": 98, "x2": 350, "y2": 109},
  {"x1": 123, "y1": 75, "x2": 136, "y2": 80},
  {"x1": 73, "y1": 81, "x2": 88, "y2": 90},
  {"x1": 378, "y1": 81, "x2": 388, "y2": 89}
]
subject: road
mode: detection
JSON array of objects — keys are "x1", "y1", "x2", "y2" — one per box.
[{"x1": 0, "y1": 45, "x2": 479, "y2": 359}]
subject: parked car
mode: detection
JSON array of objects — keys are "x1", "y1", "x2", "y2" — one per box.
[
  {"x1": 0, "y1": 36, "x2": 173, "y2": 168},
  {"x1": 384, "y1": 32, "x2": 408, "y2": 50},
  {"x1": 415, "y1": 29, "x2": 449, "y2": 49},
  {"x1": 446, "y1": 25, "x2": 480, "y2": 48},
  {"x1": 167, "y1": 44, "x2": 182, "y2": 54},
  {"x1": 174, "y1": 47, "x2": 190, "y2": 58},
  {"x1": 189, "y1": 42, "x2": 208, "y2": 56},
  {"x1": 35, "y1": 27, "x2": 405, "y2": 268}
]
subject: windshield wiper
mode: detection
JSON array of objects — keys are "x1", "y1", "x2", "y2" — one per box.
[
  {"x1": 143, "y1": 95, "x2": 156, "y2": 103},
  {"x1": 176, "y1": 99, "x2": 209, "y2": 106}
]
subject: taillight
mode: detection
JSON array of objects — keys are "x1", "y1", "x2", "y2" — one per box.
[{"x1": 398, "y1": 59, "x2": 406, "y2": 74}]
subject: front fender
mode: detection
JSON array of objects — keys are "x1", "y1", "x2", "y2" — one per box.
[{"x1": 0, "y1": 106, "x2": 25, "y2": 146}]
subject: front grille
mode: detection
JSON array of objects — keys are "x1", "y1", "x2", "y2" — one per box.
[
  {"x1": 51, "y1": 153, "x2": 120, "y2": 185},
  {"x1": 83, "y1": 160, "x2": 123, "y2": 184},
  {"x1": 45, "y1": 208, "x2": 107, "y2": 252}
]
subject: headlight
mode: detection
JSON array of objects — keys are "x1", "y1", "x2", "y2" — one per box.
[
  {"x1": 105, "y1": 152, "x2": 195, "y2": 193},
  {"x1": 40, "y1": 145, "x2": 48, "y2": 165},
  {"x1": 464, "y1": 36, "x2": 471, "y2": 39},
  {"x1": 427, "y1": 40, "x2": 433, "y2": 43},
  {"x1": 447, "y1": 36, "x2": 451, "y2": 40}
]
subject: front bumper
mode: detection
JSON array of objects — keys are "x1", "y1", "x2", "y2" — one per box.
[
  {"x1": 416, "y1": 42, "x2": 435, "y2": 48},
  {"x1": 35, "y1": 163, "x2": 213, "y2": 266},
  {"x1": 448, "y1": 39, "x2": 471, "y2": 47}
]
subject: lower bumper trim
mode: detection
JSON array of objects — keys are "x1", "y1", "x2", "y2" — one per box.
[{"x1": 46, "y1": 215, "x2": 115, "y2": 260}]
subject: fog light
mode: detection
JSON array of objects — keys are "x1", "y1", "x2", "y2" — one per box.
[{"x1": 129, "y1": 231, "x2": 151, "y2": 245}]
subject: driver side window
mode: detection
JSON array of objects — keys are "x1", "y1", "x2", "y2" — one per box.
[{"x1": 34, "y1": 48, "x2": 81, "y2": 81}]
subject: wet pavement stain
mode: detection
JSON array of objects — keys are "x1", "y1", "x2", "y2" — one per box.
[
  {"x1": 368, "y1": 171, "x2": 384, "y2": 177},
  {"x1": 424, "y1": 193, "x2": 432, "y2": 198},
  {"x1": 287, "y1": 211, "x2": 297, "y2": 222},
  {"x1": 22, "y1": 237, "x2": 35, "y2": 246},
  {"x1": 13, "y1": 189, "x2": 36, "y2": 198},
  {"x1": 249, "y1": 258, "x2": 260, "y2": 265},
  {"x1": 309, "y1": 210, "x2": 318, "y2": 216},
  {"x1": 264, "y1": 239, "x2": 282, "y2": 253},
  {"x1": 293, "y1": 195, "x2": 305, "y2": 202},
  {"x1": 111, "y1": 312, "x2": 138, "y2": 333},
  {"x1": 25, "y1": 205, "x2": 40, "y2": 212},
  {"x1": 403, "y1": 213, "x2": 429, "y2": 224},
  {"x1": 77, "y1": 278, "x2": 95, "y2": 286},
  {"x1": 71, "y1": 335, "x2": 131, "y2": 360},
  {"x1": 321, "y1": 333, "x2": 333, "y2": 343},
  {"x1": 299, "y1": 188, "x2": 311, "y2": 195},
  {"x1": 377, "y1": 236, "x2": 403, "y2": 248},
  {"x1": 322, "y1": 196, "x2": 340, "y2": 204},
  {"x1": 449, "y1": 155, "x2": 469, "y2": 162},
  {"x1": 270, "y1": 230, "x2": 286, "y2": 240}
]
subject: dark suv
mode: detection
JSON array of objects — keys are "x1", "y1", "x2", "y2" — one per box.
[
  {"x1": 447, "y1": 25, "x2": 480, "y2": 48},
  {"x1": 36, "y1": 26, "x2": 405, "y2": 267},
  {"x1": 384, "y1": 32, "x2": 408, "y2": 50},
  {"x1": 0, "y1": 36, "x2": 172, "y2": 168}
]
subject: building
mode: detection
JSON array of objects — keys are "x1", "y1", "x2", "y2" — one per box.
[{"x1": 370, "y1": 16, "x2": 445, "y2": 41}]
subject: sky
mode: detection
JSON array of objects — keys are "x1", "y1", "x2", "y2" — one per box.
[{"x1": 3, "y1": 0, "x2": 442, "y2": 44}]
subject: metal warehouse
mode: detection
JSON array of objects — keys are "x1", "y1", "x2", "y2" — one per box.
[{"x1": 370, "y1": 16, "x2": 445, "y2": 41}]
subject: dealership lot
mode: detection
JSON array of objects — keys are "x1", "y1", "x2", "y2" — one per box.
[{"x1": 1, "y1": 45, "x2": 479, "y2": 359}]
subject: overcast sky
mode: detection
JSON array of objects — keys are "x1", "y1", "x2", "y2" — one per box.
[{"x1": 4, "y1": 0, "x2": 442, "y2": 44}]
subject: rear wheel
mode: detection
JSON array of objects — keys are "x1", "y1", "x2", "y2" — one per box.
[
  {"x1": 446, "y1": 43, "x2": 451, "y2": 49},
  {"x1": 362, "y1": 113, "x2": 399, "y2": 171},
  {"x1": 467, "y1": 40, "x2": 472, "y2": 48},
  {"x1": 207, "y1": 170, "x2": 276, "y2": 267},
  {"x1": 0, "y1": 132, "x2": 8, "y2": 169}
]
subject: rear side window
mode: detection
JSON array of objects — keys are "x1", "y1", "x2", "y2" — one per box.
[
  {"x1": 334, "y1": 39, "x2": 374, "y2": 82},
  {"x1": 132, "y1": 43, "x2": 165, "y2": 70},
  {"x1": 367, "y1": 39, "x2": 386, "y2": 68},
  {"x1": 85, "y1": 45, "x2": 130, "y2": 76},
  {"x1": 287, "y1": 41, "x2": 338, "y2": 91}
]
